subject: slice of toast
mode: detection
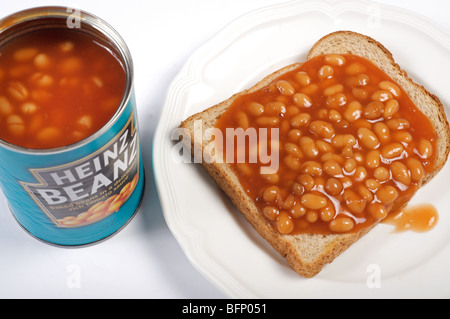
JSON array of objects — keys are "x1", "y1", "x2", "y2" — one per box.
[{"x1": 180, "y1": 31, "x2": 450, "y2": 277}]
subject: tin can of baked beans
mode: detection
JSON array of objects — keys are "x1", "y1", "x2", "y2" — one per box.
[{"x1": 0, "y1": 7, "x2": 145, "y2": 246}]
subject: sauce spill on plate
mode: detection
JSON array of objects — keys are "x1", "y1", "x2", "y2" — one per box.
[{"x1": 383, "y1": 204, "x2": 438, "y2": 232}]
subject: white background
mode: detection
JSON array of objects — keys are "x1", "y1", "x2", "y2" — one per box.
[{"x1": 0, "y1": 0, "x2": 449, "y2": 299}]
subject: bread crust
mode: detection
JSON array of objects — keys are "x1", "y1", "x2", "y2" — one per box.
[{"x1": 180, "y1": 31, "x2": 450, "y2": 277}]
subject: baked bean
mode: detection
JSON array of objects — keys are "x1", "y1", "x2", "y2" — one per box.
[
  {"x1": 392, "y1": 131, "x2": 412, "y2": 144},
  {"x1": 354, "y1": 166, "x2": 368, "y2": 181},
  {"x1": 235, "y1": 111, "x2": 249, "y2": 129},
  {"x1": 325, "y1": 93, "x2": 347, "y2": 108},
  {"x1": 300, "y1": 161, "x2": 322, "y2": 176},
  {"x1": 320, "y1": 205, "x2": 336, "y2": 222},
  {"x1": 76, "y1": 115, "x2": 93, "y2": 130},
  {"x1": 291, "y1": 113, "x2": 311, "y2": 128},
  {"x1": 329, "y1": 216, "x2": 354, "y2": 232},
  {"x1": 346, "y1": 73, "x2": 369, "y2": 87},
  {"x1": 353, "y1": 152, "x2": 364, "y2": 163},
  {"x1": 301, "y1": 193, "x2": 327, "y2": 210},
  {"x1": 363, "y1": 101, "x2": 384, "y2": 120},
  {"x1": 341, "y1": 145, "x2": 354, "y2": 158},
  {"x1": 346, "y1": 63, "x2": 366, "y2": 75},
  {"x1": 276, "y1": 211, "x2": 294, "y2": 234},
  {"x1": 417, "y1": 139, "x2": 433, "y2": 159},
  {"x1": 379, "y1": 80, "x2": 401, "y2": 97},
  {"x1": 13, "y1": 47, "x2": 38, "y2": 62},
  {"x1": 276, "y1": 80, "x2": 295, "y2": 96},
  {"x1": 293, "y1": 93, "x2": 312, "y2": 108},
  {"x1": 34, "y1": 53, "x2": 51, "y2": 70},
  {"x1": 352, "y1": 87, "x2": 369, "y2": 101},
  {"x1": 357, "y1": 127, "x2": 380, "y2": 149},
  {"x1": 290, "y1": 203, "x2": 307, "y2": 218},
  {"x1": 321, "y1": 153, "x2": 345, "y2": 165},
  {"x1": 365, "y1": 179, "x2": 380, "y2": 191},
  {"x1": 298, "y1": 174, "x2": 315, "y2": 191},
  {"x1": 344, "y1": 101, "x2": 362, "y2": 122},
  {"x1": 384, "y1": 99, "x2": 399, "y2": 118},
  {"x1": 390, "y1": 161, "x2": 411, "y2": 186},
  {"x1": 387, "y1": 118, "x2": 410, "y2": 130},
  {"x1": 373, "y1": 122, "x2": 391, "y2": 144},
  {"x1": 343, "y1": 189, "x2": 366, "y2": 214},
  {"x1": 323, "y1": 84, "x2": 344, "y2": 96},
  {"x1": 264, "y1": 101, "x2": 286, "y2": 115},
  {"x1": 340, "y1": 176, "x2": 353, "y2": 188},
  {"x1": 325, "y1": 178, "x2": 343, "y2": 196},
  {"x1": 7, "y1": 81, "x2": 29, "y2": 101},
  {"x1": 299, "y1": 137, "x2": 319, "y2": 158},
  {"x1": 31, "y1": 73, "x2": 54, "y2": 88},
  {"x1": 284, "y1": 155, "x2": 301, "y2": 170},
  {"x1": 60, "y1": 56, "x2": 83, "y2": 74},
  {"x1": 295, "y1": 71, "x2": 311, "y2": 86},
  {"x1": 366, "y1": 150, "x2": 381, "y2": 169},
  {"x1": 368, "y1": 203, "x2": 388, "y2": 219},
  {"x1": 21, "y1": 102, "x2": 38, "y2": 115},
  {"x1": 59, "y1": 41, "x2": 75, "y2": 53},
  {"x1": 290, "y1": 182, "x2": 304, "y2": 196},
  {"x1": 31, "y1": 88, "x2": 52, "y2": 103},
  {"x1": 262, "y1": 186, "x2": 281, "y2": 202},
  {"x1": 317, "y1": 109, "x2": 328, "y2": 120},
  {"x1": 306, "y1": 210, "x2": 319, "y2": 223},
  {"x1": 318, "y1": 65, "x2": 334, "y2": 80},
  {"x1": 300, "y1": 84, "x2": 319, "y2": 95},
  {"x1": 324, "y1": 54, "x2": 346, "y2": 66},
  {"x1": 332, "y1": 134, "x2": 356, "y2": 148},
  {"x1": 261, "y1": 173, "x2": 280, "y2": 184},
  {"x1": 263, "y1": 206, "x2": 279, "y2": 222},
  {"x1": 236, "y1": 163, "x2": 252, "y2": 176},
  {"x1": 328, "y1": 109, "x2": 341, "y2": 122},
  {"x1": 284, "y1": 142, "x2": 302, "y2": 157},
  {"x1": 315, "y1": 140, "x2": 333, "y2": 153},
  {"x1": 323, "y1": 160, "x2": 342, "y2": 177},
  {"x1": 247, "y1": 102, "x2": 264, "y2": 117},
  {"x1": 358, "y1": 185, "x2": 374, "y2": 202},
  {"x1": 376, "y1": 185, "x2": 398, "y2": 204},
  {"x1": 256, "y1": 116, "x2": 279, "y2": 127},
  {"x1": 343, "y1": 158, "x2": 357, "y2": 173},
  {"x1": 0, "y1": 96, "x2": 13, "y2": 115},
  {"x1": 381, "y1": 142, "x2": 404, "y2": 159},
  {"x1": 286, "y1": 105, "x2": 300, "y2": 117},
  {"x1": 287, "y1": 129, "x2": 302, "y2": 142},
  {"x1": 406, "y1": 158, "x2": 425, "y2": 182},
  {"x1": 36, "y1": 127, "x2": 61, "y2": 144},
  {"x1": 371, "y1": 90, "x2": 393, "y2": 102},
  {"x1": 7, "y1": 114, "x2": 25, "y2": 136},
  {"x1": 374, "y1": 166, "x2": 390, "y2": 182},
  {"x1": 309, "y1": 120, "x2": 335, "y2": 139}
]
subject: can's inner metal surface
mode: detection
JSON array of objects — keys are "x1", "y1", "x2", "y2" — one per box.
[{"x1": 0, "y1": 7, "x2": 134, "y2": 154}]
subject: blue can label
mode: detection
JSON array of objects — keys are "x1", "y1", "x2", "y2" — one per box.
[{"x1": 20, "y1": 113, "x2": 140, "y2": 229}]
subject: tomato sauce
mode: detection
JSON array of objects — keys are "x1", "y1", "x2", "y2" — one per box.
[{"x1": 0, "y1": 28, "x2": 126, "y2": 149}]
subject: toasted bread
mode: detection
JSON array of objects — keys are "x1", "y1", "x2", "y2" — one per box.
[{"x1": 180, "y1": 31, "x2": 450, "y2": 277}]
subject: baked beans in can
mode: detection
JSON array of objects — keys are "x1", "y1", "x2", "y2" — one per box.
[{"x1": 0, "y1": 7, "x2": 145, "y2": 246}]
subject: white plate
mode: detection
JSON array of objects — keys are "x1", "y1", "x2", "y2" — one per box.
[{"x1": 153, "y1": 0, "x2": 450, "y2": 298}]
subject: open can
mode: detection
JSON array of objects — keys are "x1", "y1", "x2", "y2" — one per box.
[{"x1": 0, "y1": 7, "x2": 145, "y2": 246}]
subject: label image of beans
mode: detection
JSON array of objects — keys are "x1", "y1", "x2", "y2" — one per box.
[{"x1": 20, "y1": 113, "x2": 140, "y2": 228}]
